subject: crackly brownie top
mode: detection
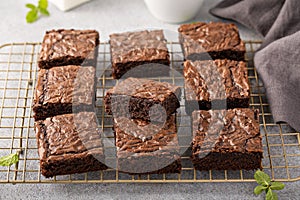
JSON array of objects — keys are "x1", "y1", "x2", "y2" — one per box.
[
  {"x1": 35, "y1": 112, "x2": 103, "y2": 160},
  {"x1": 109, "y1": 30, "x2": 170, "y2": 64},
  {"x1": 178, "y1": 22, "x2": 245, "y2": 54},
  {"x1": 192, "y1": 108, "x2": 262, "y2": 154},
  {"x1": 114, "y1": 115, "x2": 179, "y2": 156},
  {"x1": 39, "y1": 29, "x2": 99, "y2": 61},
  {"x1": 184, "y1": 59, "x2": 249, "y2": 101},
  {"x1": 107, "y1": 77, "x2": 180, "y2": 102},
  {"x1": 34, "y1": 65, "x2": 95, "y2": 105}
]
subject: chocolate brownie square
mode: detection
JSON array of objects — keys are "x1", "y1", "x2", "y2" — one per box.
[
  {"x1": 109, "y1": 30, "x2": 170, "y2": 79},
  {"x1": 178, "y1": 22, "x2": 245, "y2": 61},
  {"x1": 33, "y1": 65, "x2": 96, "y2": 120},
  {"x1": 114, "y1": 115, "x2": 181, "y2": 174},
  {"x1": 38, "y1": 29, "x2": 99, "y2": 69},
  {"x1": 191, "y1": 108, "x2": 263, "y2": 171},
  {"x1": 35, "y1": 112, "x2": 107, "y2": 178},
  {"x1": 104, "y1": 77, "x2": 181, "y2": 122},
  {"x1": 184, "y1": 59, "x2": 250, "y2": 114}
]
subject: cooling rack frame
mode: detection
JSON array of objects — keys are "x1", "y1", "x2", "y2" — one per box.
[{"x1": 0, "y1": 41, "x2": 299, "y2": 184}]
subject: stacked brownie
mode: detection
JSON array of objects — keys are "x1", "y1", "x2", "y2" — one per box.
[
  {"x1": 105, "y1": 29, "x2": 182, "y2": 174},
  {"x1": 179, "y1": 22, "x2": 262, "y2": 171},
  {"x1": 104, "y1": 77, "x2": 182, "y2": 174},
  {"x1": 34, "y1": 29, "x2": 107, "y2": 177},
  {"x1": 104, "y1": 77, "x2": 181, "y2": 122}
]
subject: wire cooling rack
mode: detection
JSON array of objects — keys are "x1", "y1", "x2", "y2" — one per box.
[{"x1": 0, "y1": 41, "x2": 299, "y2": 184}]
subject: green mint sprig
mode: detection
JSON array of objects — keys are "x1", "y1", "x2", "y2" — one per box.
[
  {"x1": 26, "y1": 0, "x2": 50, "y2": 23},
  {"x1": 0, "y1": 153, "x2": 19, "y2": 167},
  {"x1": 254, "y1": 170, "x2": 285, "y2": 200}
]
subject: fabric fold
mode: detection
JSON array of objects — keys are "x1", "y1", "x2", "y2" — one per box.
[{"x1": 210, "y1": 0, "x2": 300, "y2": 131}]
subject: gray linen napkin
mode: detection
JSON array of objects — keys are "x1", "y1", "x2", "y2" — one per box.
[{"x1": 210, "y1": 0, "x2": 300, "y2": 131}]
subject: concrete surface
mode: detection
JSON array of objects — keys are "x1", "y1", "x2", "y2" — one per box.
[
  {"x1": 0, "y1": 0, "x2": 261, "y2": 44},
  {"x1": 0, "y1": 0, "x2": 299, "y2": 200}
]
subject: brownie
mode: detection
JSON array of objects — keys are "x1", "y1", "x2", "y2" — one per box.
[
  {"x1": 38, "y1": 29, "x2": 99, "y2": 69},
  {"x1": 33, "y1": 65, "x2": 96, "y2": 120},
  {"x1": 104, "y1": 78, "x2": 181, "y2": 122},
  {"x1": 191, "y1": 108, "x2": 263, "y2": 171},
  {"x1": 114, "y1": 115, "x2": 181, "y2": 174},
  {"x1": 184, "y1": 59, "x2": 250, "y2": 114},
  {"x1": 178, "y1": 22, "x2": 245, "y2": 61},
  {"x1": 109, "y1": 30, "x2": 170, "y2": 79},
  {"x1": 35, "y1": 112, "x2": 107, "y2": 178}
]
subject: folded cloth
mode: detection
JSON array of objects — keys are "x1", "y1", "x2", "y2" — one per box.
[{"x1": 210, "y1": 0, "x2": 300, "y2": 131}]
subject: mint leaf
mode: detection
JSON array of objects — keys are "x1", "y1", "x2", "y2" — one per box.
[
  {"x1": 39, "y1": 8, "x2": 50, "y2": 16},
  {"x1": 26, "y1": 3, "x2": 36, "y2": 10},
  {"x1": 38, "y1": 0, "x2": 48, "y2": 9},
  {"x1": 0, "y1": 153, "x2": 19, "y2": 167},
  {"x1": 254, "y1": 170, "x2": 271, "y2": 186},
  {"x1": 253, "y1": 170, "x2": 284, "y2": 200},
  {"x1": 266, "y1": 189, "x2": 278, "y2": 200},
  {"x1": 26, "y1": 9, "x2": 39, "y2": 23},
  {"x1": 254, "y1": 185, "x2": 267, "y2": 195},
  {"x1": 25, "y1": 0, "x2": 50, "y2": 23},
  {"x1": 270, "y1": 182, "x2": 285, "y2": 190}
]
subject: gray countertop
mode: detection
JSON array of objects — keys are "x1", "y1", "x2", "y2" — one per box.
[
  {"x1": 0, "y1": 0, "x2": 299, "y2": 199},
  {"x1": 0, "y1": 0, "x2": 261, "y2": 44}
]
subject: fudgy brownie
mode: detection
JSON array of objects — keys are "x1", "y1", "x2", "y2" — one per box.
[
  {"x1": 35, "y1": 112, "x2": 107, "y2": 178},
  {"x1": 104, "y1": 78, "x2": 181, "y2": 122},
  {"x1": 114, "y1": 115, "x2": 181, "y2": 174},
  {"x1": 178, "y1": 22, "x2": 245, "y2": 61},
  {"x1": 33, "y1": 65, "x2": 96, "y2": 120},
  {"x1": 191, "y1": 108, "x2": 263, "y2": 171},
  {"x1": 38, "y1": 29, "x2": 99, "y2": 69},
  {"x1": 109, "y1": 30, "x2": 170, "y2": 79},
  {"x1": 184, "y1": 59, "x2": 250, "y2": 113}
]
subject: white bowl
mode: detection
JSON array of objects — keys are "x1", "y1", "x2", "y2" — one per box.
[{"x1": 144, "y1": 0, "x2": 204, "y2": 23}]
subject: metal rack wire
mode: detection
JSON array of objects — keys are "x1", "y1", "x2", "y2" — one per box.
[{"x1": 0, "y1": 41, "x2": 299, "y2": 184}]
